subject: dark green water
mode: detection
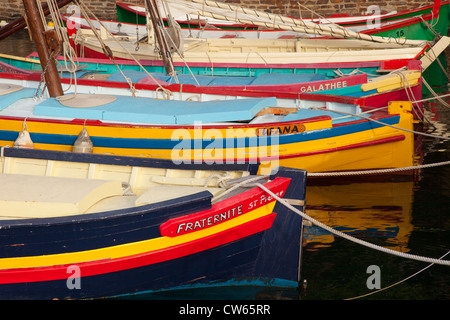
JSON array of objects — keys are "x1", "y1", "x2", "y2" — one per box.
[
  {"x1": 301, "y1": 100, "x2": 450, "y2": 300},
  {"x1": 0, "y1": 29, "x2": 448, "y2": 301}
]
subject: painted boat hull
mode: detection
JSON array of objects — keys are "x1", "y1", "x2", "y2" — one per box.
[
  {"x1": 0, "y1": 78, "x2": 416, "y2": 175},
  {"x1": 109, "y1": 1, "x2": 448, "y2": 91},
  {"x1": 115, "y1": 1, "x2": 448, "y2": 33},
  {"x1": 0, "y1": 51, "x2": 409, "y2": 81},
  {"x1": 0, "y1": 148, "x2": 306, "y2": 299},
  {"x1": 0, "y1": 51, "x2": 424, "y2": 99},
  {"x1": 0, "y1": 56, "x2": 425, "y2": 120},
  {"x1": 116, "y1": 1, "x2": 258, "y2": 30}
]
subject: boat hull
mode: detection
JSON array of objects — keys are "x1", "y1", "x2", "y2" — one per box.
[
  {"x1": 0, "y1": 148, "x2": 306, "y2": 299},
  {"x1": 0, "y1": 53, "x2": 425, "y2": 120},
  {"x1": 0, "y1": 100, "x2": 415, "y2": 175}
]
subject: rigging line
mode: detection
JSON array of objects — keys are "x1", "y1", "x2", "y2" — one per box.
[
  {"x1": 422, "y1": 77, "x2": 450, "y2": 109},
  {"x1": 47, "y1": 0, "x2": 80, "y2": 95},
  {"x1": 253, "y1": 182, "x2": 450, "y2": 266},
  {"x1": 75, "y1": 0, "x2": 174, "y2": 96},
  {"x1": 307, "y1": 160, "x2": 450, "y2": 177},
  {"x1": 296, "y1": 1, "x2": 346, "y2": 30},
  {"x1": 184, "y1": 0, "x2": 426, "y2": 45},
  {"x1": 308, "y1": 107, "x2": 450, "y2": 141}
]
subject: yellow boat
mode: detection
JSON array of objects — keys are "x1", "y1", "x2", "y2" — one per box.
[{"x1": 0, "y1": 78, "x2": 415, "y2": 175}]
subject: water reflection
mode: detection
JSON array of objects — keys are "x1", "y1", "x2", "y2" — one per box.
[{"x1": 303, "y1": 180, "x2": 415, "y2": 252}]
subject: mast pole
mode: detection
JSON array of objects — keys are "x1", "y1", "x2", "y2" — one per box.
[
  {"x1": 22, "y1": 0, "x2": 63, "y2": 97},
  {"x1": 144, "y1": 0, "x2": 176, "y2": 77}
]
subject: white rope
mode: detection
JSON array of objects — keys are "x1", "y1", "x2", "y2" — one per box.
[
  {"x1": 253, "y1": 182, "x2": 450, "y2": 266},
  {"x1": 422, "y1": 77, "x2": 450, "y2": 109},
  {"x1": 211, "y1": 174, "x2": 269, "y2": 203},
  {"x1": 389, "y1": 69, "x2": 425, "y2": 121},
  {"x1": 182, "y1": 0, "x2": 427, "y2": 46},
  {"x1": 413, "y1": 91, "x2": 450, "y2": 103},
  {"x1": 308, "y1": 160, "x2": 450, "y2": 177},
  {"x1": 74, "y1": 0, "x2": 174, "y2": 97},
  {"x1": 47, "y1": 0, "x2": 80, "y2": 98},
  {"x1": 309, "y1": 107, "x2": 450, "y2": 141}
]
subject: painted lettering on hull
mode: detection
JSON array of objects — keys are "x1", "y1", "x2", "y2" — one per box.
[
  {"x1": 300, "y1": 80, "x2": 348, "y2": 93},
  {"x1": 159, "y1": 178, "x2": 291, "y2": 237},
  {"x1": 256, "y1": 124, "x2": 305, "y2": 136}
]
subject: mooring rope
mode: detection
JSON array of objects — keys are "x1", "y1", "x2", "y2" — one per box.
[
  {"x1": 309, "y1": 107, "x2": 450, "y2": 141},
  {"x1": 253, "y1": 182, "x2": 450, "y2": 266},
  {"x1": 308, "y1": 160, "x2": 450, "y2": 177}
]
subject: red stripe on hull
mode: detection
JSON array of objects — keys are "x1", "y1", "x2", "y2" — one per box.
[{"x1": 0, "y1": 213, "x2": 276, "y2": 284}]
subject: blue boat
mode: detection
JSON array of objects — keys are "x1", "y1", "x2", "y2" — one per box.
[{"x1": 0, "y1": 147, "x2": 307, "y2": 299}]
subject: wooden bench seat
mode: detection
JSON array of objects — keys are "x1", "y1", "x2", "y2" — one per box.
[{"x1": 0, "y1": 174, "x2": 123, "y2": 219}]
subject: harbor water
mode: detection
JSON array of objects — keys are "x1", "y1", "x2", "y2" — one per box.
[{"x1": 0, "y1": 29, "x2": 449, "y2": 300}]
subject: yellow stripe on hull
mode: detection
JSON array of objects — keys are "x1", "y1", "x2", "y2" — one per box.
[
  {"x1": 0, "y1": 202, "x2": 276, "y2": 270},
  {"x1": 0, "y1": 102, "x2": 414, "y2": 175}
]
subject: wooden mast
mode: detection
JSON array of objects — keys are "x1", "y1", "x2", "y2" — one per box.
[
  {"x1": 144, "y1": 0, "x2": 176, "y2": 77},
  {"x1": 22, "y1": 0, "x2": 63, "y2": 97}
]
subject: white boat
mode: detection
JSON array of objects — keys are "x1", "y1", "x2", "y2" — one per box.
[{"x1": 68, "y1": 0, "x2": 430, "y2": 65}]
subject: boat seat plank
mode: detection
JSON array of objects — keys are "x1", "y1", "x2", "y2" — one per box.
[
  {"x1": 0, "y1": 174, "x2": 123, "y2": 218},
  {"x1": 34, "y1": 94, "x2": 277, "y2": 124}
]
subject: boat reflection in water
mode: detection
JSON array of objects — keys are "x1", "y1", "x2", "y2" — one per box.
[{"x1": 303, "y1": 179, "x2": 415, "y2": 253}]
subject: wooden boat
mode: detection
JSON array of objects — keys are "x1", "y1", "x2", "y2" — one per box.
[
  {"x1": 0, "y1": 75, "x2": 416, "y2": 175},
  {"x1": 115, "y1": 0, "x2": 448, "y2": 37},
  {"x1": 67, "y1": 2, "x2": 443, "y2": 93},
  {"x1": 96, "y1": 0, "x2": 450, "y2": 41},
  {"x1": 63, "y1": 14, "x2": 309, "y2": 39},
  {"x1": 173, "y1": 0, "x2": 448, "y2": 92},
  {"x1": 72, "y1": 31, "x2": 428, "y2": 65},
  {"x1": 116, "y1": 0, "x2": 258, "y2": 30},
  {"x1": 0, "y1": 0, "x2": 419, "y2": 177},
  {"x1": 0, "y1": 146, "x2": 307, "y2": 299},
  {"x1": 0, "y1": 54, "x2": 370, "y2": 94},
  {"x1": 0, "y1": 51, "x2": 421, "y2": 85},
  {"x1": 0, "y1": 53, "x2": 425, "y2": 118},
  {"x1": 62, "y1": 0, "x2": 448, "y2": 92},
  {"x1": 360, "y1": 0, "x2": 449, "y2": 41},
  {"x1": 321, "y1": 0, "x2": 449, "y2": 30}
]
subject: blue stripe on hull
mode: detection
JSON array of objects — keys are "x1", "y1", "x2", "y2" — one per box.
[
  {"x1": 0, "y1": 213, "x2": 301, "y2": 300},
  {"x1": 0, "y1": 115, "x2": 400, "y2": 150}
]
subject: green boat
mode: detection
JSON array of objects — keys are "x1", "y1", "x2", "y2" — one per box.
[
  {"x1": 116, "y1": 0, "x2": 449, "y2": 35},
  {"x1": 362, "y1": 0, "x2": 450, "y2": 92}
]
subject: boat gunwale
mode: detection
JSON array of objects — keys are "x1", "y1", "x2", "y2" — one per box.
[
  {"x1": 0, "y1": 69, "x2": 368, "y2": 106},
  {"x1": 0, "y1": 147, "x2": 262, "y2": 228}
]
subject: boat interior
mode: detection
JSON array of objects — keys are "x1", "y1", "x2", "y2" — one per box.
[{"x1": 0, "y1": 149, "x2": 255, "y2": 219}]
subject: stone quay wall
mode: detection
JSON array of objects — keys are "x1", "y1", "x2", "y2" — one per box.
[{"x1": 0, "y1": 0, "x2": 436, "y2": 22}]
